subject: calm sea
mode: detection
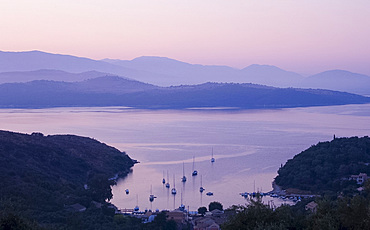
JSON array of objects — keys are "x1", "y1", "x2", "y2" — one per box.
[{"x1": 1, "y1": 104, "x2": 370, "y2": 212}]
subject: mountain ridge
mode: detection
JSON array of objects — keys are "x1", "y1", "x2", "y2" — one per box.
[
  {"x1": 1, "y1": 50, "x2": 370, "y2": 94},
  {"x1": 0, "y1": 76, "x2": 368, "y2": 109}
]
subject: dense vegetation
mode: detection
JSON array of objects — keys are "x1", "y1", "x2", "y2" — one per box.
[
  {"x1": 0, "y1": 130, "x2": 136, "y2": 229},
  {"x1": 223, "y1": 137, "x2": 370, "y2": 229},
  {"x1": 222, "y1": 184, "x2": 370, "y2": 230},
  {"x1": 275, "y1": 136, "x2": 370, "y2": 194}
]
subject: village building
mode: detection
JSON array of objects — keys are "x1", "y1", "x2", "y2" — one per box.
[
  {"x1": 166, "y1": 210, "x2": 186, "y2": 224},
  {"x1": 305, "y1": 201, "x2": 318, "y2": 213},
  {"x1": 193, "y1": 217, "x2": 220, "y2": 230},
  {"x1": 350, "y1": 173, "x2": 368, "y2": 184}
]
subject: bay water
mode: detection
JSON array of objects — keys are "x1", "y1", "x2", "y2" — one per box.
[{"x1": 1, "y1": 104, "x2": 370, "y2": 212}]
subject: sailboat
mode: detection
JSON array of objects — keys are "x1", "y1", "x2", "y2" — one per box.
[
  {"x1": 149, "y1": 185, "x2": 156, "y2": 202},
  {"x1": 165, "y1": 170, "x2": 170, "y2": 188},
  {"x1": 192, "y1": 156, "x2": 198, "y2": 176},
  {"x1": 134, "y1": 194, "x2": 139, "y2": 211},
  {"x1": 162, "y1": 171, "x2": 166, "y2": 184},
  {"x1": 181, "y1": 162, "x2": 187, "y2": 182},
  {"x1": 211, "y1": 147, "x2": 215, "y2": 163},
  {"x1": 179, "y1": 191, "x2": 185, "y2": 211},
  {"x1": 199, "y1": 175, "x2": 205, "y2": 193},
  {"x1": 171, "y1": 175, "x2": 177, "y2": 195}
]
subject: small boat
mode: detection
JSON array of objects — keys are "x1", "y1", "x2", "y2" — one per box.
[
  {"x1": 149, "y1": 185, "x2": 156, "y2": 202},
  {"x1": 165, "y1": 170, "x2": 170, "y2": 188},
  {"x1": 206, "y1": 192, "x2": 213, "y2": 196},
  {"x1": 149, "y1": 194, "x2": 156, "y2": 202},
  {"x1": 199, "y1": 175, "x2": 205, "y2": 193},
  {"x1": 192, "y1": 156, "x2": 198, "y2": 176},
  {"x1": 171, "y1": 175, "x2": 177, "y2": 195},
  {"x1": 162, "y1": 171, "x2": 166, "y2": 184},
  {"x1": 125, "y1": 189, "x2": 129, "y2": 194},
  {"x1": 240, "y1": 192, "x2": 249, "y2": 198},
  {"x1": 134, "y1": 195, "x2": 139, "y2": 211},
  {"x1": 179, "y1": 192, "x2": 185, "y2": 210},
  {"x1": 181, "y1": 162, "x2": 187, "y2": 182},
  {"x1": 211, "y1": 147, "x2": 215, "y2": 163}
]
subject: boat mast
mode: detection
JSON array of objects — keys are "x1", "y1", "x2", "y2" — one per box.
[
  {"x1": 211, "y1": 147, "x2": 215, "y2": 163},
  {"x1": 182, "y1": 162, "x2": 187, "y2": 182},
  {"x1": 192, "y1": 156, "x2": 198, "y2": 176},
  {"x1": 171, "y1": 174, "x2": 177, "y2": 194},
  {"x1": 165, "y1": 170, "x2": 170, "y2": 188},
  {"x1": 200, "y1": 175, "x2": 205, "y2": 193}
]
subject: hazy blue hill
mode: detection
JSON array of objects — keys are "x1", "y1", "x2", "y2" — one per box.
[
  {"x1": 104, "y1": 56, "x2": 242, "y2": 85},
  {"x1": 241, "y1": 64, "x2": 304, "y2": 87},
  {"x1": 0, "y1": 69, "x2": 111, "y2": 84},
  {"x1": 3, "y1": 51, "x2": 370, "y2": 92},
  {"x1": 0, "y1": 51, "x2": 123, "y2": 73},
  {"x1": 0, "y1": 76, "x2": 161, "y2": 107},
  {"x1": 298, "y1": 70, "x2": 370, "y2": 95},
  {"x1": 103, "y1": 56, "x2": 304, "y2": 87},
  {"x1": 72, "y1": 76, "x2": 160, "y2": 94},
  {"x1": 118, "y1": 83, "x2": 370, "y2": 109},
  {"x1": 0, "y1": 77, "x2": 367, "y2": 109},
  {"x1": 0, "y1": 130, "x2": 134, "y2": 228},
  {"x1": 0, "y1": 51, "x2": 171, "y2": 85}
]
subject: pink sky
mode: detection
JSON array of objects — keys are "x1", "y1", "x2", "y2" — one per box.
[{"x1": 1, "y1": 0, "x2": 370, "y2": 75}]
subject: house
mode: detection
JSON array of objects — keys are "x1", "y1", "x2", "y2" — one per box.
[
  {"x1": 210, "y1": 209, "x2": 224, "y2": 217},
  {"x1": 305, "y1": 201, "x2": 318, "y2": 213},
  {"x1": 350, "y1": 173, "x2": 368, "y2": 184},
  {"x1": 166, "y1": 210, "x2": 186, "y2": 223},
  {"x1": 193, "y1": 217, "x2": 220, "y2": 230}
]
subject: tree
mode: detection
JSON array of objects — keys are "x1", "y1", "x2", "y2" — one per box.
[
  {"x1": 197, "y1": 207, "x2": 207, "y2": 215},
  {"x1": 87, "y1": 174, "x2": 116, "y2": 202},
  {"x1": 209, "y1": 201, "x2": 223, "y2": 211}
]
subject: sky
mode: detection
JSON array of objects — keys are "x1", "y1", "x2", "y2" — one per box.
[{"x1": 1, "y1": 0, "x2": 370, "y2": 75}]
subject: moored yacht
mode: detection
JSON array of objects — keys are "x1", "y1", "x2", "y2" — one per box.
[
  {"x1": 192, "y1": 156, "x2": 198, "y2": 176},
  {"x1": 181, "y1": 162, "x2": 187, "y2": 182}
]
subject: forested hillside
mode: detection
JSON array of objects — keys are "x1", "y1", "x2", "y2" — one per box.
[
  {"x1": 0, "y1": 130, "x2": 135, "y2": 229},
  {"x1": 275, "y1": 136, "x2": 370, "y2": 194}
]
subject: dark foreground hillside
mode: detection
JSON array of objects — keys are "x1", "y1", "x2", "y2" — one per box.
[
  {"x1": 0, "y1": 130, "x2": 134, "y2": 229},
  {"x1": 275, "y1": 136, "x2": 370, "y2": 194},
  {"x1": 222, "y1": 137, "x2": 370, "y2": 230}
]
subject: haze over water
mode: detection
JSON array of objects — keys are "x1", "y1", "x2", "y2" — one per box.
[{"x1": 1, "y1": 104, "x2": 370, "y2": 211}]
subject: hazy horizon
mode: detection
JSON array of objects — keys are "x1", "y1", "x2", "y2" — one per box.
[{"x1": 1, "y1": 1, "x2": 369, "y2": 76}]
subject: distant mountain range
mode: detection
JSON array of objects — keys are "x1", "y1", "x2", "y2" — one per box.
[
  {"x1": 1, "y1": 51, "x2": 370, "y2": 96},
  {"x1": 296, "y1": 70, "x2": 370, "y2": 95},
  {"x1": 0, "y1": 76, "x2": 368, "y2": 109}
]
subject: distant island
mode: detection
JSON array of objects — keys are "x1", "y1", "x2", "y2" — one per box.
[
  {"x1": 274, "y1": 136, "x2": 370, "y2": 195},
  {"x1": 0, "y1": 76, "x2": 369, "y2": 109}
]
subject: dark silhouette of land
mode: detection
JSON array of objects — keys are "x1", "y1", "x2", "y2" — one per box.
[{"x1": 0, "y1": 77, "x2": 369, "y2": 109}]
